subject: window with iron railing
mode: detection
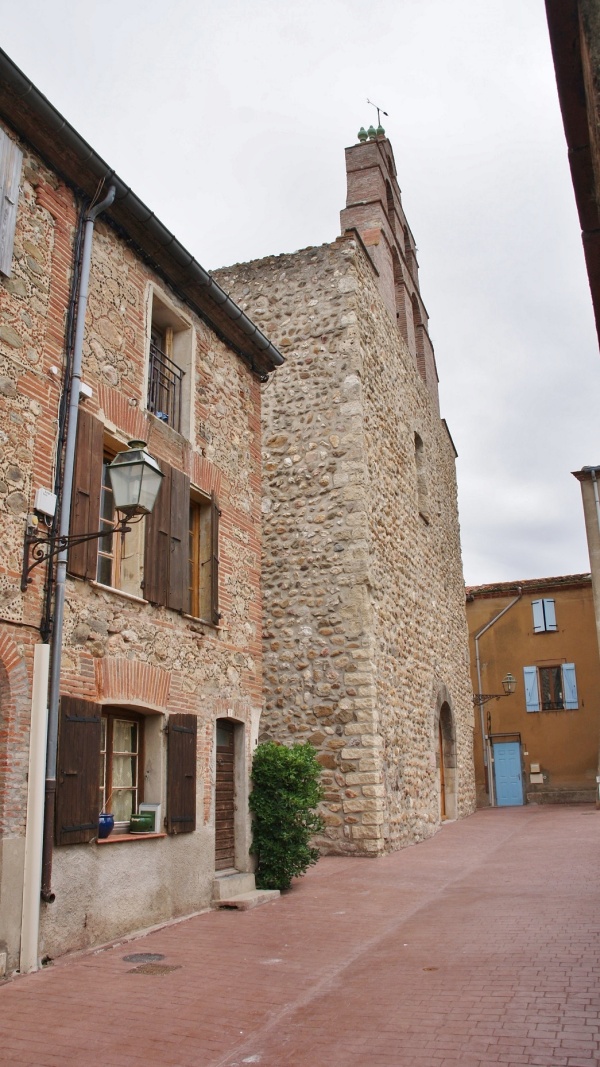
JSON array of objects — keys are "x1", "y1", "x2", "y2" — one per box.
[{"x1": 147, "y1": 330, "x2": 184, "y2": 433}]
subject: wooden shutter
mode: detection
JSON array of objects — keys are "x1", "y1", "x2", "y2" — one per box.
[
  {"x1": 166, "y1": 713, "x2": 197, "y2": 834},
  {"x1": 167, "y1": 467, "x2": 190, "y2": 613},
  {"x1": 523, "y1": 666, "x2": 539, "y2": 712},
  {"x1": 144, "y1": 462, "x2": 171, "y2": 605},
  {"x1": 55, "y1": 696, "x2": 101, "y2": 845},
  {"x1": 68, "y1": 409, "x2": 104, "y2": 579},
  {"x1": 144, "y1": 462, "x2": 190, "y2": 611},
  {"x1": 543, "y1": 598, "x2": 557, "y2": 632},
  {"x1": 562, "y1": 663, "x2": 578, "y2": 710},
  {"x1": 210, "y1": 492, "x2": 221, "y2": 626},
  {"x1": 0, "y1": 129, "x2": 22, "y2": 278},
  {"x1": 532, "y1": 600, "x2": 545, "y2": 633}
]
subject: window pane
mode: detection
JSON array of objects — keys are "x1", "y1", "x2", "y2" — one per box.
[
  {"x1": 112, "y1": 789, "x2": 135, "y2": 823},
  {"x1": 113, "y1": 719, "x2": 138, "y2": 754},
  {"x1": 112, "y1": 753, "x2": 136, "y2": 788},
  {"x1": 96, "y1": 554, "x2": 113, "y2": 586}
]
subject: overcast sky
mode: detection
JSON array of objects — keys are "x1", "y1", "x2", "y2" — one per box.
[{"x1": 3, "y1": 0, "x2": 599, "y2": 586}]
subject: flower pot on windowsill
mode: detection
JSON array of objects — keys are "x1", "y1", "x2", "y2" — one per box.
[
  {"x1": 129, "y1": 812, "x2": 154, "y2": 834},
  {"x1": 98, "y1": 813, "x2": 115, "y2": 839}
]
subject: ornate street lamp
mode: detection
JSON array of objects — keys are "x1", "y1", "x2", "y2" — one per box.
[
  {"x1": 21, "y1": 440, "x2": 164, "y2": 591},
  {"x1": 472, "y1": 672, "x2": 516, "y2": 707}
]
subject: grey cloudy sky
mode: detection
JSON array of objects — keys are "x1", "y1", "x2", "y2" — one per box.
[{"x1": 3, "y1": 0, "x2": 599, "y2": 586}]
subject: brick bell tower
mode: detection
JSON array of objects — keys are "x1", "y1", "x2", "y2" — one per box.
[{"x1": 340, "y1": 124, "x2": 440, "y2": 413}]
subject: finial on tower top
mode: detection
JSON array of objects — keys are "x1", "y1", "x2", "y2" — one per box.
[
  {"x1": 367, "y1": 98, "x2": 388, "y2": 136},
  {"x1": 357, "y1": 127, "x2": 368, "y2": 142}
]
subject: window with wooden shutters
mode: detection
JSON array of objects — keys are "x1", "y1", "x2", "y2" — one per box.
[
  {"x1": 55, "y1": 696, "x2": 102, "y2": 845},
  {"x1": 0, "y1": 129, "x2": 23, "y2": 278},
  {"x1": 523, "y1": 663, "x2": 579, "y2": 713},
  {"x1": 166, "y1": 713, "x2": 197, "y2": 834},
  {"x1": 532, "y1": 599, "x2": 557, "y2": 633},
  {"x1": 68, "y1": 409, "x2": 103, "y2": 580},
  {"x1": 144, "y1": 461, "x2": 190, "y2": 610},
  {"x1": 188, "y1": 490, "x2": 221, "y2": 623}
]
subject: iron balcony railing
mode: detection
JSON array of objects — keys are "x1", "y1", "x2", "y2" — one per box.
[{"x1": 147, "y1": 341, "x2": 184, "y2": 432}]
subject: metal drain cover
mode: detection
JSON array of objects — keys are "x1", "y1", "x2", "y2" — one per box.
[
  {"x1": 122, "y1": 952, "x2": 165, "y2": 963},
  {"x1": 127, "y1": 963, "x2": 181, "y2": 975}
]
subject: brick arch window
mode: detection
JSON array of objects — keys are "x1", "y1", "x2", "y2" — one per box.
[
  {"x1": 392, "y1": 247, "x2": 409, "y2": 343},
  {"x1": 412, "y1": 293, "x2": 426, "y2": 383},
  {"x1": 414, "y1": 432, "x2": 429, "y2": 523},
  {"x1": 386, "y1": 181, "x2": 396, "y2": 236}
]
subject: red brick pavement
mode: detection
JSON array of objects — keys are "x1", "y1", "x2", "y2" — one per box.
[{"x1": 1, "y1": 805, "x2": 599, "y2": 1066}]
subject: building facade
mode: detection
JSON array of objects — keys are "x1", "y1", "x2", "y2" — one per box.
[
  {"x1": 466, "y1": 574, "x2": 600, "y2": 808},
  {"x1": 215, "y1": 129, "x2": 476, "y2": 856},
  {"x1": 0, "y1": 50, "x2": 282, "y2": 974}
]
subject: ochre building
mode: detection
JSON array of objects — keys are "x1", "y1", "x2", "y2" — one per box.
[
  {"x1": 215, "y1": 128, "x2": 476, "y2": 855},
  {"x1": 466, "y1": 574, "x2": 600, "y2": 807}
]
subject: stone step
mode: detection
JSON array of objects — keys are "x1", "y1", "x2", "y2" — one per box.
[
  {"x1": 212, "y1": 871, "x2": 256, "y2": 901},
  {"x1": 213, "y1": 889, "x2": 280, "y2": 911}
]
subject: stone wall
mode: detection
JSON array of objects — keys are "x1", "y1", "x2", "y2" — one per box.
[{"x1": 215, "y1": 233, "x2": 475, "y2": 855}]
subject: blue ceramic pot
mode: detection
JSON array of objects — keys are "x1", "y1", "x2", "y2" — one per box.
[{"x1": 98, "y1": 813, "x2": 114, "y2": 839}]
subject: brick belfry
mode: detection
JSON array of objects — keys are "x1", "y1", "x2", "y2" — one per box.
[{"x1": 214, "y1": 125, "x2": 475, "y2": 855}]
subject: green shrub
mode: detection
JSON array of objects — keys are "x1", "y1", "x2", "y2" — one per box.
[{"x1": 250, "y1": 741, "x2": 324, "y2": 890}]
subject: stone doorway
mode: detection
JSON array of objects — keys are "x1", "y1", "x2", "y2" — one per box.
[{"x1": 437, "y1": 700, "x2": 457, "y2": 821}]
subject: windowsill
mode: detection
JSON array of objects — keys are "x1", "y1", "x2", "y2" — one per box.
[
  {"x1": 89, "y1": 581, "x2": 147, "y2": 605},
  {"x1": 97, "y1": 832, "x2": 167, "y2": 845}
]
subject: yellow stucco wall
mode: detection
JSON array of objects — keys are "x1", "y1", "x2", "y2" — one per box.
[{"x1": 466, "y1": 577, "x2": 600, "y2": 806}]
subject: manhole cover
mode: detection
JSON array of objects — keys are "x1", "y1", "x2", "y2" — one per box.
[
  {"x1": 122, "y1": 952, "x2": 165, "y2": 963},
  {"x1": 127, "y1": 963, "x2": 181, "y2": 975}
]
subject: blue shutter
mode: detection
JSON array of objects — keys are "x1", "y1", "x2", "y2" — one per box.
[
  {"x1": 532, "y1": 600, "x2": 545, "y2": 633},
  {"x1": 562, "y1": 664, "x2": 578, "y2": 710},
  {"x1": 523, "y1": 666, "x2": 539, "y2": 712},
  {"x1": 543, "y1": 599, "x2": 557, "y2": 631},
  {"x1": 0, "y1": 129, "x2": 22, "y2": 278}
]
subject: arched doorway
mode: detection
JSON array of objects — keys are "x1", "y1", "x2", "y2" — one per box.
[{"x1": 436, "y1": 700, "x2": 457, "y2": 821}]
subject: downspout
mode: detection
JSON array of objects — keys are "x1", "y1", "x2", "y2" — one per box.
[
  {"x1": 473, "y1": 586, "x2": 522, "y2": 807},
  {"x1": 40, "y1": 185, "x2": 116, "y2": 905}
]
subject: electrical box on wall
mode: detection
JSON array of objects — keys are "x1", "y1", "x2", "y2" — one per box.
[
  {"x1": 530, "y1": 762, "x2": 541, "y2": 773},
  {"x1": 530, "y1": 773, "x2": 544, "y2": 784},
  {"x1": 34, "y1": 487, "x2": 57, "y2": 518}
]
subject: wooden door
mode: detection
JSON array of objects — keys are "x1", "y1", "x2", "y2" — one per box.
[
  {"x1": 439, "y1": 721, "x2": 447, "y2": 820},
  {"x1": 215, "y1": 720, "x2": 235, "y2": 870}
]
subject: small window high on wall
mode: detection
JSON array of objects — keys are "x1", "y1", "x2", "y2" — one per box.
[
  {"x1": 147, "y1": 290, "x2": 193, "y2": 438},
  {"x1": 532, "y1": 599, "x2": 557, "y2": 633},
  {"x1": 414, "y1": 432, "x2": 429, "y2": 524}
]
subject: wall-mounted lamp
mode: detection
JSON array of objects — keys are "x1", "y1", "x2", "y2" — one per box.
[
  {"x1": 472, "y1": 672, "x2": 517, "y2": 708},
  {"x1": 21, "y1": 440, "x2": 163, "y2": 591}
]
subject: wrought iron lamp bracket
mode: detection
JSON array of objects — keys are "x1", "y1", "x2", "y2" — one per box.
[{"x1": 21, "y1": 513, "x2": 140, "y2": 592}]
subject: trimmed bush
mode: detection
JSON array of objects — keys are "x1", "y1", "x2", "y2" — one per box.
[{"x1": 250, "y1": 741, "x2": 324, "y2": 890}]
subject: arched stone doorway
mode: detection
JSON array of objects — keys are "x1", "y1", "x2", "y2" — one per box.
[{"x1": 435, "y1": 694, "x2": 457, "y2": 821}]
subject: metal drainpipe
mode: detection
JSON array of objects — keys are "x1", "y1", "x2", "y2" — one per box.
[
  {"x1": 40, "y1": 186, "x2": 116, "y2": 904},
  {"x1": 474, "y1": 587, "x2": 522, "y2": 807}
]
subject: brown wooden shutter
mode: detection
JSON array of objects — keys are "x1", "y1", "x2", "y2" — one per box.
[
  {"x1": 167, "y1": 467, "x2": 190, "y2": 613},
  {"x1": 210, "y1": 493, "x2": 221, "y2": 626},
  {"x1": 55, "y1": 696, "x2": 101, "y2": 845},
  {"x1": 144, "y1": 463, "x2": 190, "y2": 612},
  {"x1": 68, "y1": 409, "x2": 103, "y2": 579},
  {"x1": 0, "y1": 129, "x2": 23, "y2": 278},
  {"x1": 166, "y1": 713, "x2": 197, "y2": 834},
  {"x1": 144, "y1": 461, "x2": 171, "y2": 605}
]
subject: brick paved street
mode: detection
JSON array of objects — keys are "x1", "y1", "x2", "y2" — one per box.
[{"x1": 1, "y1": 805, "x2": 599, "y2": 1067}]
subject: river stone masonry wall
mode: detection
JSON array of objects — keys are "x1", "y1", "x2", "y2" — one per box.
[{"x1": 214, "y1": 233, "x2": 475, "y2": 856}]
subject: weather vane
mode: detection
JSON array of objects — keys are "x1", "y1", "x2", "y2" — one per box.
[{"x1": 367, "y1": 99, "x2": 389, "y2": 127}]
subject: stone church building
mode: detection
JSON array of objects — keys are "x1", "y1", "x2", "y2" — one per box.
[{"x1": 215, "y1": 128, "x2": 476, "y2": 855}]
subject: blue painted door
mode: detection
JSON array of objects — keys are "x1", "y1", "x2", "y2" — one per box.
[{"x1": 493, "y1": 741, "x2": 523, "y2": 806}]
